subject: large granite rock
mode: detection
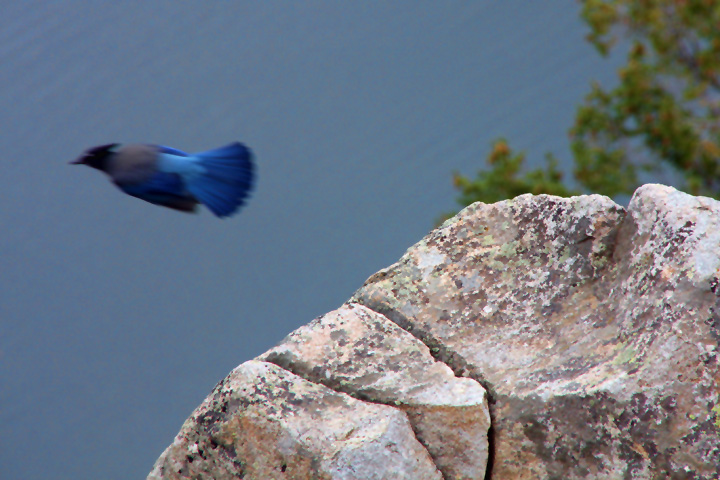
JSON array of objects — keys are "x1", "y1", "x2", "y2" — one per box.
[{"x1": 148, "y1": 184, "x2": 720, "y2": 479}]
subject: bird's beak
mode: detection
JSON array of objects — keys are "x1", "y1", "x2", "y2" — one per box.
[{"x1": 70, "y1": 156, "x2": 85, "y2": 165}]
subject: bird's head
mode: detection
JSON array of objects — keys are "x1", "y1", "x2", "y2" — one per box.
[{"x1": 71, "y1": 143, "x2": 119, "y2": 171}]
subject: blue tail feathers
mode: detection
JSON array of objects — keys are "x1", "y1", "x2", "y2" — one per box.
[{"x1": 186, "y1": 142, "x2": 255, "y2": 218}]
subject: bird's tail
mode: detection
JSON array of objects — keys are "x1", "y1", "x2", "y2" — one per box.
[{"x1": 186, "y1": 142, "x2": 255, "y2": 218}]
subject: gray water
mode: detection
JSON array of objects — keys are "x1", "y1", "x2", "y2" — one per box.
[{"x1": 0, "y1": 2, "x2": 618, "y2": 479}]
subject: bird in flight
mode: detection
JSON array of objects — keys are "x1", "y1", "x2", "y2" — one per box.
[{"x1": 72, "y1": 142, "x2": 255, "y2": 218}]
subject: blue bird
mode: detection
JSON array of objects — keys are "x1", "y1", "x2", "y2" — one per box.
[{"x1": 72, "y1": 142, "x2": 255, "y2": 218}]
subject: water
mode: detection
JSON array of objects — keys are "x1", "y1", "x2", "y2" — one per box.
[{"x1": 0, "y1": 2, "x2": 619, "y2": 479}]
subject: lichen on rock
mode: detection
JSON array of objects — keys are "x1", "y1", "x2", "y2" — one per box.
[
  {"x1": 352, "y1": 184, "x2": 720, "y2": 479},
  {"x1": 148, "y1": 185, "x2": 719, "y2": 479}
]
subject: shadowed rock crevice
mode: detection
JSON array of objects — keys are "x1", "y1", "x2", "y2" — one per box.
[
  {"x1": 353, "y1": 292, "x2": 501, "y2": 480},
  {"x1": 353, "y1": 295, "x2": 496, "y2": 395},
  {"x1": 400, "y1": 413, "x2": 449, "y2": 480}
]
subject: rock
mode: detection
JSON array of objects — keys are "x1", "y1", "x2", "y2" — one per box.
[
  {"x1": 261, "y1": 303, "x2": 490, "y2": 479},
  {"x1": 352, "y1": 184, "x2": 720, "y2": 478},
  {"x1": 148, "y1": 184, "x2": 720, "y2": 479},
  {"x1": 147, "y1": 360, "x2": 442, "y2": 480}
]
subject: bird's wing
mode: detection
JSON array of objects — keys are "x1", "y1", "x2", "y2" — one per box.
[
  {"x1": 157, "y1": 145, "x2": 189, "y2": 157},
  {"x1": 156, "y1": 149, "x2": 206, "y2": 181},
  {"x1": 116, "y1": 172, "x2": 197, "y2": 212}
]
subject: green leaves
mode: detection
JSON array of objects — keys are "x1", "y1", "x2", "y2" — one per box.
[
  {"x1": 574, "y1": 0, "x2": 720, "y2": 197},
  {"x1": 450, "y1": 0, "x2": 720, "y2": 215},
  {"x1": 445, "y1": 139, "x2": 577, "y2": 221}
]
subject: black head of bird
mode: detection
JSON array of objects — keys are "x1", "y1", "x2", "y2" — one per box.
[{"x1": 71, "y1": 143, "x2": 118, "y2": 171}]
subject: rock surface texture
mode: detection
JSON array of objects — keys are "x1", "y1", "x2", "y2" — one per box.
[
  {"x1": 147, "y1": 360, "x2": 443, "y2": 480},
  {"x1": 149, "y1": 185, "x2": 720, "y2": 479},
  {"x1": 261, "y1": 303, "x2": 490, "y2": 479}
]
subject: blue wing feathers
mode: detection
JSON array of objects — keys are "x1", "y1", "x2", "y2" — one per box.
[
  {"x1": 184, "y1": 142, "x2": 255, "y2": 218},
  {"x1": 119, "y1": 171, "x2": 185, "y2": 197},
  {"x1": 194, "y1": 143, "x2": 248, "y2": 159},
  {"x1": 114, "y1": 142, "x2": 255, "y2": 218},
  {"x1": 117, "y1": 172, "x2": 197, "y2": 212},
  {"x1": 158, "y1": 146, "x2": 189, "y2": 157}
]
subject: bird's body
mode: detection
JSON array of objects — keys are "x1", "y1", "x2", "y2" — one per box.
[
  {"x1": 72, "y1": 142, "x2": 255, "y2": 218},
  {"x1": 106, "y1": 144, "x2": 160, "y2": 184}
]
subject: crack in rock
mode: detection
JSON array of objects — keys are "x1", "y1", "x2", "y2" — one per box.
[
  {"x1": 148, "y1": 360, "x2": 443, "y2": 480},
  {"x1": 261, "y1": 347, "x2": 449, "y2": 480},
  {"x1": 148, "y1": 184, "x2": 720, "y2": 479},
  {"x1": 260, "y1": 303, "x2": 491, "y2": 480}
]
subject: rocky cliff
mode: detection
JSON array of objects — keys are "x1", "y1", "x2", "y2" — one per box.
[{"x1": 148, "y1": 184, "x2": 720, "y2": 479}]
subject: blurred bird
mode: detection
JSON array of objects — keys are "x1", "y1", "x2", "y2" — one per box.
[{"x1": 71, "y1": 142, "x2": 255, "y2": 218}]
